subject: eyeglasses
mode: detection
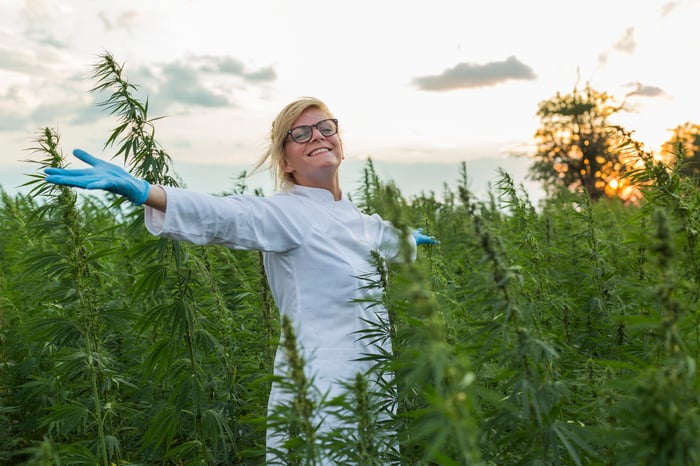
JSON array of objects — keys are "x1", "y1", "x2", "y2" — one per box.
[{"x1": 286, "y1": 118, "x2": 338, "y2": 144}]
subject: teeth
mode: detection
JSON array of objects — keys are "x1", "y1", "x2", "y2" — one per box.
[{"x1": 308, "y1": 148, "x2": 328, "y2": 156}]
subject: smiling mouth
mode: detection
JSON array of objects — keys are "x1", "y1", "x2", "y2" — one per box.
[{"x1": 307, "y1": 147, "x2": 330, "y2": 157}]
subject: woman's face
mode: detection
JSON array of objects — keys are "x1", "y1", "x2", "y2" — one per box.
[{"x1": 282, "y1": 107, "x2": 343, "y2": 187}]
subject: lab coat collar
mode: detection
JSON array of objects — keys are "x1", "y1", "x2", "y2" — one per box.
[{"x1": 291, "y1": 185, "x2": 343, "y2": 203}]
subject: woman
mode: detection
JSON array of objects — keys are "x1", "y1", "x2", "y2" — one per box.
[{"x1": 45, "y1": 97, "x2": 437, "y2": 463}]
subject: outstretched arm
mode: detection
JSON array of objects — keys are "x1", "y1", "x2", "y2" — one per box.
[
  {"x1": 44, "y1": 149, "x2": 167, "y2": 211},
  {"x1": 145, "y1": 185, "x2": 167, "y2": 211}
]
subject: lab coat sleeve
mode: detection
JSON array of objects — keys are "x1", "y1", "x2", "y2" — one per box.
[
  {"x1": 144, "y1": 187, "x2": 309, "y2": 252},
  {"x1": 371, "y1": 214, "x2": 417, "y2": 263}
]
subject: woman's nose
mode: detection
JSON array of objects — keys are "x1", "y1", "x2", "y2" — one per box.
[{"x1": 310, "y1": 126, "x2": 325, "y2": 141}]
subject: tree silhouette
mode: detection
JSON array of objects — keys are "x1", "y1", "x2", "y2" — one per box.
[
  {"x1": 529, "y1": 84, "x2": 633, "y2": 200},
  {"x1": 662, "y1": 122, "x2": 700, "y2": 186}
]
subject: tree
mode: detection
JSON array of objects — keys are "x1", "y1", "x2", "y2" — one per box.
[
  {"x1": 662, "y1": 122, "x2": 700, "y2": 186},
  {"x1": 528, "y1": 84, "x2": 633, "y2": 200}
]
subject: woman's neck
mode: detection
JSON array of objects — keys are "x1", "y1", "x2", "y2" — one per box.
[{"x1": 294, "y1": 173, "x2": 342, "y2": 200}]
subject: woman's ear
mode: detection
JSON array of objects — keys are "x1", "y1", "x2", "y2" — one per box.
[{"x1": 281, "y1": 157, "x2": 294, "y2": 174}]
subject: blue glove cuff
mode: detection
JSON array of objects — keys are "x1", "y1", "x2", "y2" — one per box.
[{"x1": 131, "y1": 180, "x2": 150, "y2": 205}]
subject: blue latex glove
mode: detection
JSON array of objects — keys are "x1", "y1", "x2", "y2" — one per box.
[
  {"x1": 412, "y1": 228, "x2": 440, "y2": 245},
  {"x1": 44, "y1": 149, "x2": 150, "y2": 205}
]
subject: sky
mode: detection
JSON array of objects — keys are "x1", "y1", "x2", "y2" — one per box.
[{"x1": 1, "y1": 0, "x2": 698, "y2": 200}]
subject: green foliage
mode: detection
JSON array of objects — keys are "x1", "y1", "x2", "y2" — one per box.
[{"x1": 2, "y1": 54, "x2": 700, "y2": 465}]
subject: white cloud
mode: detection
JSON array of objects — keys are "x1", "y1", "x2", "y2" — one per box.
[{"x1": 413, "y1": 56, "x2": 537, "y2": 91}]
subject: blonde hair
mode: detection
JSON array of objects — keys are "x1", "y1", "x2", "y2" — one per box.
[{"x1": 251, "y1": 96, "x2": 338, "y2": 191}]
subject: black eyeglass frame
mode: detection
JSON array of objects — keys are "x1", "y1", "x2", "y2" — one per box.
[{"x1": 286, "y1": 118, "x2": 339, "y2": 144}]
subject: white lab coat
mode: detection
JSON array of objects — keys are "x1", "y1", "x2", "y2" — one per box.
[{"x1": 144, "y1": 184, "x2": 415, "y2": 462}]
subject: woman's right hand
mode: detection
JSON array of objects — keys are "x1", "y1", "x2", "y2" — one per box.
[{"x1": 44, "y1": 149, "x2": 150, "y2": 205}]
